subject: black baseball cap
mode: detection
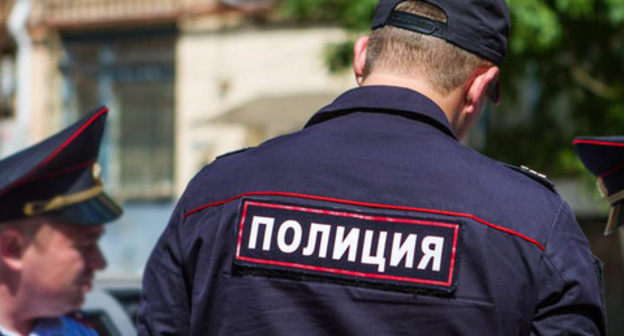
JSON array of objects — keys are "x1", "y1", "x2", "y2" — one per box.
[
  {"x1": 371, "y1": 0, "x2": 510, "y2": 102},
  {"x1": 0, "y1": 107, "x2": 123, "y2": 226},
  {"x1": 574, "y1": 136, "x2": 624, "y2": 235},
  {"x1": 372, "y1": 0, "x2": 510, "y2": 65}
]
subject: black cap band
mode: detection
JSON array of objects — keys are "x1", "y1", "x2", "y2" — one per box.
[
  {"x1": 386, "y1": 11, "x2": 447, "y2": 39},
  {"x1": 371, "y1": 0, "x2": 509, "y2": 66}
]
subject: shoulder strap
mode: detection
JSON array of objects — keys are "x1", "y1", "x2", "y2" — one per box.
[
  {"x1": 504, "y1": 164, "x2": 557, "y2": 193},
  {"x1": 216, "y1": 147, "x2": 255, "y2": 161}
]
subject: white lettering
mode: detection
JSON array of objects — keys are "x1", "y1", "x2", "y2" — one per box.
[
  {"x1": 277, "y1": 220, "x2": 303, "y2": 253},
  {"x1": 332, "y1": 226, "x2": 360, "y2": 262},
  {"x1": 302, "y1": 223, "x2": 332, "y2": 258},
  {"x1": 248, "y1": 216, "x2": 275, "y2": 251},
  {"x1": 390, "y1": 233, "x2": 417, "y2": 268},
  {"x1": 362, "y1": 230, "x2": 388, "y2": 273},
  {"x1": 417, "y1": 236, "x2": 445, "y2": 271}
]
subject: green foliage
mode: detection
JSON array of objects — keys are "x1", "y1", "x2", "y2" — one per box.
[
  {"x1": 324, "y1": 40, "x2": 356, "y2": 73},
  {"x1": 278, "y1": 0, "x2": 378, "y2": 31},
  {"x1": 278, "y1": 0, "x2": 624, "y2": 177},
  {"x1": 605, "y1": 0, "x2": 624, "y2": 25},
  {"x1": 508, "y1": 0, "x2": 562, "y2": 53},
  {"x1": 509, "y1": 0, "x2": 565, "y2": 53},
  {"x1": 554, "y1": 0, "x2": 595, "y2": 18}
]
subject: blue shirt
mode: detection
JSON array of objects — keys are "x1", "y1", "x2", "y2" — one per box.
[
  {"x1": 138, "y1": 86, "x2": 605, "y2": 335},
  {"x1": 0, "y1": 316, "x2": 97, "y2": 336}
]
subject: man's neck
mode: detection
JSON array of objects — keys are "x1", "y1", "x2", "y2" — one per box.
[
  {"x1": 0, "y1": 286, "x2": 36, "y2": 336},
  {"x1": 360, "y1": 73, "x2": 465, "y2": 132}
]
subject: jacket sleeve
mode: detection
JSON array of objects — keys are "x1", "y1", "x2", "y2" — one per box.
[
  {"x1": 137, "y1": 204, "x2": 190, "y2": 336},
  {"x1": 531, "y1": 202, "x2": 606, "y2": 335}
]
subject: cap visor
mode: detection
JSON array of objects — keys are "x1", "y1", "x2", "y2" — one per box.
[
  {"x1": 53, "y1": 192, "x2": 123, "y2": 225},
  {"x1": 605, "y1": 203, "x2": 624, "y2": 236}
]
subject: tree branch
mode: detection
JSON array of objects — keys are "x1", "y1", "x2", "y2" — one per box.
[{"x1": 571, "y1": 66, "x2": 622, "y2": 100}]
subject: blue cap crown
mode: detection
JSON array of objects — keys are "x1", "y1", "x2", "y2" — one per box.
[{"x1": 0, "y1": 107, "x2": 122, "y2": 225}]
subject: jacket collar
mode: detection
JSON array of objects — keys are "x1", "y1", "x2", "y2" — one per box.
[{"x1": 305, "y1": 85, "x2": 457, "y2": 140}]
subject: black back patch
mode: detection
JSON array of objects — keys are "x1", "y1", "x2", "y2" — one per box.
[{"x1": 234, "y1": 198, "x2": 462, "y2": 295}]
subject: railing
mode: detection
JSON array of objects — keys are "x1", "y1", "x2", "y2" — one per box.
[
  {"x1": 29, "y1": 0, "x2": 271, "y2": 29},
  {"x1": 36, "y1": 0, "x2": 186, "y2": 28}
]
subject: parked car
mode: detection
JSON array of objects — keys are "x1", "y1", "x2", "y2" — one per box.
[{"x1": 82, "y1": 281, "x2": 141, "y2": 336}]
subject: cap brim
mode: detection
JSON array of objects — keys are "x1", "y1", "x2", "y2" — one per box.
[
  {"x1": 605, "y1": 202, "x2": 624, "y2": 236},
  {"x1": 52, "y1": 192, "x2": 123, "y2": 226}
]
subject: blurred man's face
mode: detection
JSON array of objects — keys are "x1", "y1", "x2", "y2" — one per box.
[{"x1": 20, "y1": 219, "x2": 107, "y2": 317}]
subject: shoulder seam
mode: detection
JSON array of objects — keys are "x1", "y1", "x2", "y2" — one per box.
[
  {"x1": 541, "y1": 200, "x2": 567, "y2": 279},
  {"x1": 215, "y1": 147, "x2": 254, "y2": 161}
]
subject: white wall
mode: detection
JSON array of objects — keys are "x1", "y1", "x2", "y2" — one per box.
[{"x1": 175, "y1": 25, "x2": 355, "y2": 193}]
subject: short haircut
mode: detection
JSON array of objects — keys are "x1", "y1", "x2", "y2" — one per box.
[{"x1": 364, "y1": 1, "x2": 493, "y2": 96}]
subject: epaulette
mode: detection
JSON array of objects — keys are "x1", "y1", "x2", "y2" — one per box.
[
  {"x1": 504, "y1": 164, "x2": 557, "y2": 193},
  {"x1": 216, "y1": 147, "x2": 255, "y2": 160}
]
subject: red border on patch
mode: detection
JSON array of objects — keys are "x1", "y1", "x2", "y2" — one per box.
[{"x1": 235, "y1": 200, "x2": 460, "y2": 288}]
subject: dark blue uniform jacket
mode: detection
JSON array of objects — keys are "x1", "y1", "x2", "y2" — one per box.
[{"x1": 138, "y1": 86, "x2": 605, "y2": 335}]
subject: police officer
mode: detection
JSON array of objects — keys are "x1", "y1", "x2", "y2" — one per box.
[
  {"x1": 575, "y1": 136, "x2": 624, "y2": 236},
  {"x1": 0, "y1": 107, "x2": 122, "y2": 336},
  {"x1": 138, "y1": 0, "x2": 605, "y2": 334}
]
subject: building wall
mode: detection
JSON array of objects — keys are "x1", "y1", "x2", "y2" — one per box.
[
  {"x1": 176, "y1": 24, "x2": 354, "y2": 193},
  {"x1": 94, "y1": 24, "x2": 355, "y2": 278}
]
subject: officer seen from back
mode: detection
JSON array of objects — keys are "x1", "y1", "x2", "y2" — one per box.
[
  {"x1": 0, "y1": 108, "x2": 122, "y2": 336},
  {"x1": 138, "y1": 0, "x2": 606, "y2": 335}
]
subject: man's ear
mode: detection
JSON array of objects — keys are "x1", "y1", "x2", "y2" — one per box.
[
  {"x1": 464, "y1": 66, "x2": 500, "y2": 115},
  {"x1": 353, "y1": 36, "x2": 369, "y2": 86},
  {"x1": 0, "y1": 229, "x2": 28, "y2": 271}
]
